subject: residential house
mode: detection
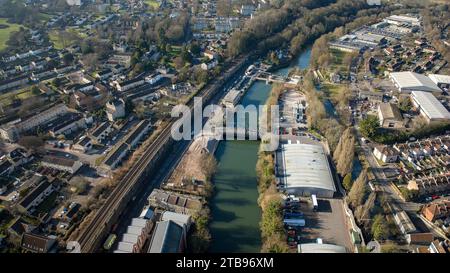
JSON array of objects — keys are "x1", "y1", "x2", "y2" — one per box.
[
  {"x1": 73, "y1": 136, "x2": 93, "y2": 153},
  {"x1": 21, "y1": 233, "x2": 56, "y2": 253},
  {"x1": 18, "y1": 178, "x2": 54, "y2": 212},
  {"x1": 422, "y1": 200, "x2": 450, "y2": 222},
  {"x1": 145, "y1": 73, "x2": 163, "y2": 85},
  {"x1": 201, "y1": 59, "x2": 218, "y2": 70},
  {"x1": 373, "y1": 145, "x2": 399, "y2": 163},
  {"x1": 89, "y1": 122, "x2": 112, "y2": 143},
  {"x1": 113, "y1": 77, "x2": 145, "y2": 92},
  {"x1": 41, "y1": 155, "x2": 83, "y2": 174},
  {"x1": 106, "y1": 98, "x2": 126, "y2": 122}
]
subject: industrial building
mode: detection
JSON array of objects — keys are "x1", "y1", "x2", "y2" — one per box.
[
  {"x1": 147, "y1": 211, "x2": 191, "y2": 253},
  {"x1": 383, "y1": 14, "x2": 421, "y2": 27},
  {"x1": 222, "y1": 89, "x2": 242, "y2": 108},
  {"x1": 377, "y1": 103, "x2": 403, "y2": 128},
  {"x1": 389, "y1": 72, "x2": 442, "y2": 94},
  {"x1": 297, "y1": 243, "x2": 347, "y2": 253},
  {"x1": 410, "y1": 91, "x2": 450, "y2": 123},
  {"x1": 428, "y1": 74, "x2": 450, "y2": 90},
  {"x1": 278, "y1": 142, "x2": 336, "y2": 198}
]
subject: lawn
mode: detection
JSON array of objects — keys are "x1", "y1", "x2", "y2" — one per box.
[
  {"x1": 0, "y1": 87, "x2": 36, "y2": 107},
  {"x1": 321, "y1": 83, "x2": 345, "y2": 97},
  {"x1": 144, "y1": 0, "x2": 160, "y2": 9},
  {"x1": 329, "y1": 49, "x2": 351, "y2": 72},
  {"x1": 48, "y1": 28, "x2": 84, "y2": 50},
  {"x1": 0, "y1": 18, "x2": 23, "y2": 51}
]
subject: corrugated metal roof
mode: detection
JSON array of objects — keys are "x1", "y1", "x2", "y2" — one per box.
[
  {"x1": 390, "y1": 72, "x2": 441, "y2": 92},
  {"x1": 411, "y1": 91, "x2": 450, "y2": 120},
  {"x1": 280, "y1": 143, "x2": 336, "y2": 193},
  {"x1": 298, "y1": 243, "x2": 347, "y2": 253},
  {"x1": 428, "y1": 74, "x2": 450, "y2": 85}
]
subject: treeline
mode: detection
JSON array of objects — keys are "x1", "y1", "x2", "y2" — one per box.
[
  {"x1": 300, "y1": 75, "x2": 345, "y2": 151},
  {"x1": 256, "y1": 85, "x2": 288, "y2": 253},
  {"x1": 422, "y1": 4, "x2": 450, "y2": 70},
  {"x1": 227, "y1": 0, "x2": 378, "y2": 58},
  {"x1": 0, "y1": 0, "x2": 41, "y2": 26}
]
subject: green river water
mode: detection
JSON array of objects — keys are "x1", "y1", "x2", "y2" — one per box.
[{"x1": 209, "y1": 47, "x2": 312, "y2": 253}]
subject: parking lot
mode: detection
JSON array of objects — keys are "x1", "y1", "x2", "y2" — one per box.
[
  {"x1": 278, "y1": 90, "x2": 307, "y2": 132},
  {"x1": 293, "y1": 197, "x2": 353, "y2": 251}
]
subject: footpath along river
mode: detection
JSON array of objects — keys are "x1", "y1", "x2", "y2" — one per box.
[{"x1": 209, "y1": 47, "x2": 312, "y2": 252}]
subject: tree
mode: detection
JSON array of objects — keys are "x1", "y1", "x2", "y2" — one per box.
[
  {"x1": 260, "y1": 199, "x2": 284, "y2": 239},
  {"x1": 71, "y1": 177, "x2": 89, "y2": 194},
  {"x1": 333, "y1": 127, "x2": 355, "y2": 176},
  {"x1": 347, "y1": 169, "x2": 368, "y2": 208},
  {"x1": 399, "y1": 187, "x2": 418, "y2": 202},
  {"x1": 18, "y1": 136, "x2": 44, "y2": 152},
  {"x1": 30, "y1": 85, "x2": 40, "y2": 95},
  {"x1": 63, "y1": 53, "x2": 74, "y2": 65},
  {"x1": 342, "y1": 173, "x2": 353, "y2": 191},
  {"x1": 189, "y1": 42, "x2": 201, "y2": 56},
  {"x1": 359, "y1": 115, "x2": 379, "y2": 138},
  {"x1": 371, "y1": 214, "x2": 388, "y2": 241},
  {"x1": 52, "y1": 77, "x2": 63, "y2": 87},
  {"x1": 217, "y1": 0, "x2": 232, "y2": 17},
  {"x1": 200, "y1": 153, "x2": 217, "y2": 182},
  {"x1": 398, "y1": 97, "x2": 412, "y2": 113}
]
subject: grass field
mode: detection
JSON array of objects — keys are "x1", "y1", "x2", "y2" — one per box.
[
  {"x1": 0, "y1": 18, "x2": 23, "y2": 51},
  {"x1": 49, "y1": 28, "x2": 85, "y2": 50},
  {"x1": 0, "y1": 87, "x2": 36, "y2": 107},
  {"x1": 144, "y1": 0, "x2": 160, "y2": 9}
]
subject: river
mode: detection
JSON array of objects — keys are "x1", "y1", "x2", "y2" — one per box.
[{"x1": 209, "y1": 47, "x2": 312, "y2": 253}]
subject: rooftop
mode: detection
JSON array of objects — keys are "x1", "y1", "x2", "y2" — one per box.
[
  {"x1": 411, "y1": 91, "x2": 450, "y2": 120},
  {"x1": 390, "y1": 72, "x2": 441, "y2": 93},
  {"x1": 148, "y1": 220, "x2": 184, "y2": 253},
  {"x1": 279, "y1": 143, "x2": 336, "y2": 193},
  {"x1": 297, "y1": 243, "x2": 347, "y2": 253},
  {"x1": 379, "y1": 102, "x2": 402, "y2": 121}
]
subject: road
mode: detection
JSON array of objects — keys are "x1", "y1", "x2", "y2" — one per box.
[
  {"x1": 111, "y1": 56, "x2": 258, "y2": 251},
  {"x1": 356, "y1": 130, "x2": 421, "y2": 212},
  {"x1": 75, "y1": 55, "x2": 252, "y2": 252},
  {"x1": 355, "y1": 129, "x2": 449, "y2": 241}
]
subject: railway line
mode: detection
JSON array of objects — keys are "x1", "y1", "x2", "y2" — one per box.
[{"x1": 76, "y1": 56, "x2": 250, "y2": 252}]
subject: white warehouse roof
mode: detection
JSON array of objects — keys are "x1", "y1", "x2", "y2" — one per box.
[
  {"x1": 298, "y1": 243, "x2": 347, "y2": 253},
  {"x1": 428, "y1": 74, "x2": 450, "y2": 86},
  {"x1": 280, "y1": 143, "x2": 336, "y2": 193},
  {"x1": 390, "y1": 72, "x2": 441, "y2": 93},
  {"x1": 411, "y1": 91, "x2": 450, "y2": 121}
]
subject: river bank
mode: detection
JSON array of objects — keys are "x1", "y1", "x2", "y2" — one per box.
[{"x1": 209, "y1": 46, "x2": 313, "y2": 253}]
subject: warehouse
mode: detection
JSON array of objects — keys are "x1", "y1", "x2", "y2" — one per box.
[
  {"x1": 278, "y1": 142, "x2": 336, "y2": 198},
  {"x1": 428, "y1": 74, "x2": 450, "y2": 90},
  {"x1": 389, "y1": 72, "x2": 442, "y2": 94},
  {"x1": 411, "y1": 91, "x2": 450, "y2": 123},
  {"x1": 297, "y1": 243, "x2": 347, "y2": 253}
]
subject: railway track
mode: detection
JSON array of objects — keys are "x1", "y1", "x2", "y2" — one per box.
[{"x1": 76, "y1": 56, "x2": 249, "y2": 252}]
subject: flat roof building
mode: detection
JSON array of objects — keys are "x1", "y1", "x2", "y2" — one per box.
[
  {"x1": 297, "y1": 243, "x2": 347, "y2": 253},
  {"x1": 411, "y1": 91, "x2": 450, "y2": 123},
  {"x1": 428, "y1": 74, "x2": 450, "y2": 89},
  {"x1": 389, "y1": 72, "x2": 442, "y2": 94},
  {"x1": 377, "y1": 103, "x2": 403, "y2": 128},
  {"x1": 278, "y1": 142, "x2": 336, "y2": 198}
]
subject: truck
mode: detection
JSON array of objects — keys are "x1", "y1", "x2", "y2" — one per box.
[
  {"x1": 284, "y1": 218, "x2": 306, "y2": 227},
  {"x1": 312, "y1": 194, "x2": 318, "y2": 212}
]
